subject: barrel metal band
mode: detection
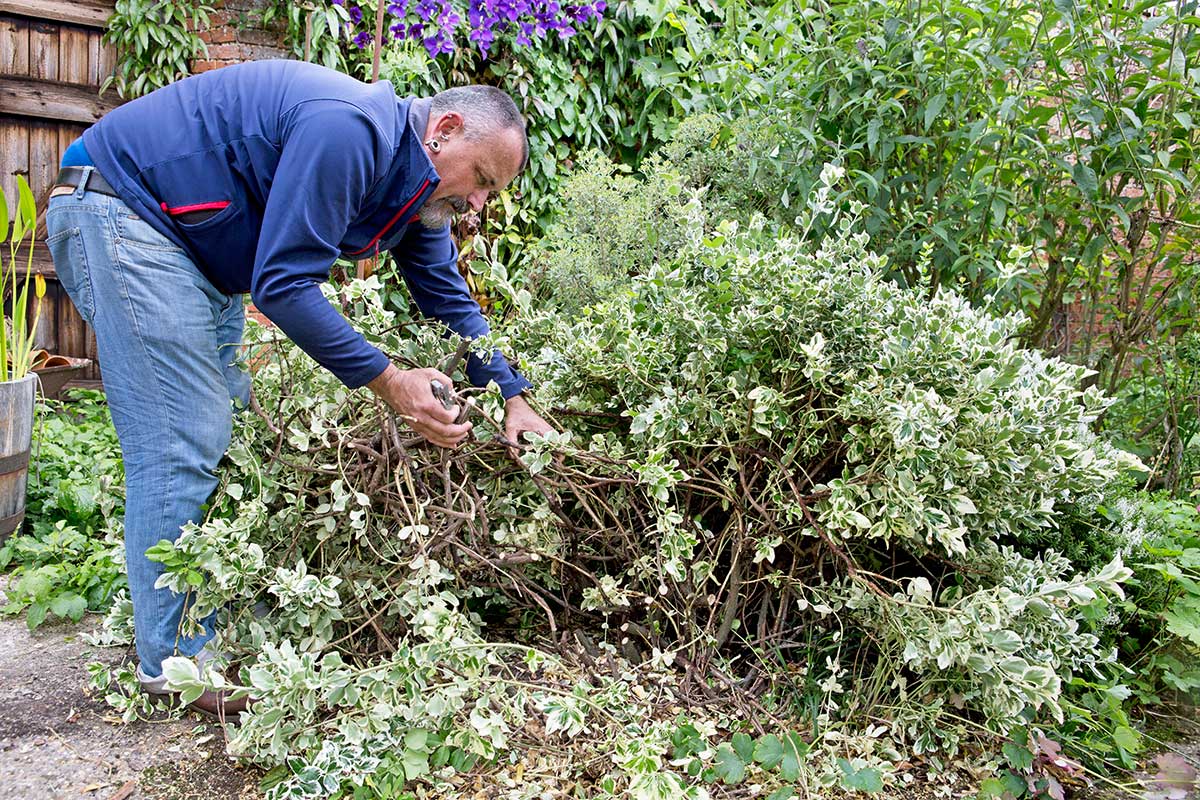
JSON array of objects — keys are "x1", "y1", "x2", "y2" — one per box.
[
  {"x1": 0, "y1": 450, "x2": 30, "y2": 477},
  {"x1": 0, "y1": 509, "x2": 24, "y2": 537}
]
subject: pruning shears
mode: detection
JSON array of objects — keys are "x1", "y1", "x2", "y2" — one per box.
[{"x1": 430, "y1": 337, "x2": 473, "y2": 424}]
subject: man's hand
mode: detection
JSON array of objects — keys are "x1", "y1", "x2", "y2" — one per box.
[
  {"x1": 368, "y1": 364, "x2": 472, "y2": 448},
  {"x1": 504, "y1": 393, "x2": 552, "y2": 445}
]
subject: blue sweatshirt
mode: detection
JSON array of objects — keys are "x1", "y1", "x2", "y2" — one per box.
[{"x1": 80, "y1": 60, "x2": 531, "y2": 396}]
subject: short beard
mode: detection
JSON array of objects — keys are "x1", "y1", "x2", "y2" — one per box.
[{"x1": 419, "y1": 197, "x2": 469, "y2": 230}]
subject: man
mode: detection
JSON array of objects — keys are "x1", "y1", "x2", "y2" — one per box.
[{"x1": 43, "y1": 60, "x2": 551, "y2": 717}]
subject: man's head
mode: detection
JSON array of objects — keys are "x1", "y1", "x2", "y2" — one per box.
[{"x1": 419, "y1": 85, "x2": 527, "y2": 229}]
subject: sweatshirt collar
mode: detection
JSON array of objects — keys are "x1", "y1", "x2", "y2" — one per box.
[{"x1": 408, "y1": 97, "x2": 433, "y2": 144}]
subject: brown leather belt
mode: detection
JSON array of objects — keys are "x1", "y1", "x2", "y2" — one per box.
[{"x1": 52, "y1": 166, "x2": 120, "y2": 198}]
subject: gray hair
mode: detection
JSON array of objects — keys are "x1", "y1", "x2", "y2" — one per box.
[{"x1": 431, "y1": 85, "x2": 529, "y2": 169}]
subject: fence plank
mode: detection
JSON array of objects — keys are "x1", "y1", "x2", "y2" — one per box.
[
  {"x1": 0, "y1": 1, "x2": 112, "y2": 30},
  {"x1": 86, "y1": 28, "x2": 100, "y2": 85},
  {"x1": 56, "y1": 121, "x2": 81, "y2": 156},
  {"x1": 56, "y1": 284, "x2": 86, "y2": 367},
  {"x1": 0, "y1": 15, "x2": 29, "y2": 76},
  {"x1": 0, "y1": 76, "x2": 121, "y2": 123},
  {"x1": 14, "y1": 242, "x2": 55, "y2": 277},
  {"x1": 29, "y1": 276, "x2": 57, "y2": 351},
  {"x1": 84, "y1": 325, "x2": 98, "y2": 380},
  {"x1": 27, "y1": 119, "x2": 56, "y2": 202},
  {"x1": 58, "y1": 25, "x2": 86, "y2": 84},
  {"x1": 97, "y1": 30, "x2": 114, "y2": 88},
  {"x1": 28, "y1": 20, "x2": 57, "y2": 81},
  {"x1": 0, "y1": 114, "x2": 29, "y2": 215}
]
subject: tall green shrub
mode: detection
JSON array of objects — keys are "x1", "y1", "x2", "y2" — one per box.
[{"x1": 627, "y1": 0, "x2": 1200, "y2": 491}]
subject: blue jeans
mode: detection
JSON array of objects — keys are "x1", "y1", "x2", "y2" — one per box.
[{"x1": 45, "y1": 171, "x2": 249, "y2": 680}]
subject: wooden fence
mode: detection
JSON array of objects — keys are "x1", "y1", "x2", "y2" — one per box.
[{"x1": 0, "y1": 0, "x2": 123, "y2": 382}]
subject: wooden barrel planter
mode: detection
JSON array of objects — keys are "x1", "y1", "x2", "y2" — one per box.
[{"x1": 0, "y1": 374, "x2": 36, "y2": 542}]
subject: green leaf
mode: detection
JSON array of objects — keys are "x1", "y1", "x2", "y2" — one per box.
[
  {"x1": 713, "y1": 744, "x2": 746, "y2": 785},
  {"x1": 1168, "y1": 47, "x2": 1186, "y2": 80},
  {"x1": 1072, "y1": 162, "x2": 1099, "y2": 197},
  {"x1": 259, "y1": 765, "x2": 293, "y2": 792},
  {"x1": 17, "y1": 174, "x2": 35, "y2": 230},
  {"x1": 766, "y1": 788, "x2": 795, "y2": 800},
  {"x1": 867, "y1": 118, "x2": 881, "y2": 153},
  {"x1": 977, "y1": 777, "x2": 1009, "y2": 799},
  {"x1": 1112, "y1": 725, "x2": 1140, "y2": 753},
  {"x1": 401, "y1": 747, "x2": 430, "y2": 780},
  {"x1": 924, "y1": 92, "x2": 947, "y2": 130},
  {"x1": 49, "y1": 592, "x2": 88, "y2": 621},
  {"x1": 26, "y1": 602, "x2": 47, "y2": 630},
  {"x1": 1119, "y1": 107, "x2": 1142, "y2": 130},
  {"x1": 1142, "y1": 15, "x2": 1169, "y2": 34},
  {"x1": 179, "y1": 683, "x2": 205, "y2": 705},
  {"x1": 1003, "y1": 741, "x2": 1034, "y2": 771},
  {"x1": 0, "y1": 183, "x2": 9, "y2": 242},
  {"x1": 838, "y1": 758, "x2": 883, "y2": 792},
  {"x1": 731, "y1": 732, "x2": 755, "y2": 763},
  {"x1": 17, "y1": 568, "x2": 53, "y2": 600},
  {"x1": 754, "y1": 733, "x2": 784, "y2": 769},
  {"x1": 162, "y1": 657, "x2": 200, "y2": 686},
  {"x1": 1163, "y1": 601, "x2": 1200, "y2": 646},
  {"x1": 779, "y1": 732, "x2": 809, "y2": 781}
]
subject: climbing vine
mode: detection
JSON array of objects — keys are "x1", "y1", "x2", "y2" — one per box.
[{"x1": 101, "y1": 0, "x2": 212, "y2": 98}]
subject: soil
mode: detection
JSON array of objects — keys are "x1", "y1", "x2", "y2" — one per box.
[
  {"x1": 0, "y1": 597, "x2": 1195, "y2": 800},
  {"x1": 0, "y1": 605, "x2": 262, "y2": 800}
]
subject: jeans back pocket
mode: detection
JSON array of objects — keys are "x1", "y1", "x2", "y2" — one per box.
[{"x1": 44, "y1": 227, "x2": 95, "y2": 324}]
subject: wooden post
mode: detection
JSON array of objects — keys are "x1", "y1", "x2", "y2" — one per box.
[
  {"x1": 371, "y1": 0, "x2": 385, "y2": 82},
  {"x1": 303, "y1": 10, "x2": 312, "y2": 62},
  {"x1": 359, "y1": 0, "x2": 388, "y2": 281}
]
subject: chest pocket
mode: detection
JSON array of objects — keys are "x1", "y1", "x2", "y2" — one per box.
[{"x1": 143, "y1": 149, "x2": 260, "y2": 293}]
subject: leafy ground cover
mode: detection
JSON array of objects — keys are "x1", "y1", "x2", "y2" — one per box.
[{"x1": 1, "y1": 390, "x2": 124, "y2": 630}]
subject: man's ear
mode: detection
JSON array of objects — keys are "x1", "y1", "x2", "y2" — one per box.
[{"x1": 432, "y1": 111, "x2": 464, "y2": 139}]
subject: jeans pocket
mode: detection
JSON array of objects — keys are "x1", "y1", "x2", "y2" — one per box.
[
  {"x1": 45, "y1": 227, "x2": 95, "y2": 324},
  {"x1": 116, "y1": 211, "x2": 186, "y2": 253}
]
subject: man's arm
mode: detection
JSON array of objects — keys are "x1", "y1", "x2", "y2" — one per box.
[
  {"x1": 390, "y1": 222, "x2": 551, "y2": 443},
  {"x1": 250, "y1": 102, "x2": 469, "y2": 445}
]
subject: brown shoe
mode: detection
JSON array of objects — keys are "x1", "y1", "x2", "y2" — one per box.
[{"x1": 186, "y1": 689, "x2": 252, "y2": 724}]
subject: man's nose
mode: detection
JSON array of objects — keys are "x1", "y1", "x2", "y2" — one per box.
[{"x1": 468, "y1": 190, "x2": 489, "y2": 211}]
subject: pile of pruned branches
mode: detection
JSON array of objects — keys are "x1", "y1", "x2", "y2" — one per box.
[{"x1": 98, "y1": 163, "x2": 1141, "y2": 799}]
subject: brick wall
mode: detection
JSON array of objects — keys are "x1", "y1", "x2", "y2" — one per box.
[{"x1": 191, "y1": 0, "x2": 289, "y2": 74}]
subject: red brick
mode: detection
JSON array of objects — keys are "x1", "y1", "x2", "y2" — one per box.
[
  {"x1": 188, "y1": 0, "x2": 291, "y2": 78},
  {"x1": 202, "y1": 43, "x2": 243, "y2": 60},
  {"x1": 221, "y1": 0, "x2": 271, "y2": 12},
  {"x1": 191, "y1": 59, "x2": 235, "y2": 74},
  {"x1": 237, "y1": 43, "x2": 288, "y2": 60},
  {"x1": 237, "y1": 27, "x2": 286, "y2": 48},
  {"x1": 246, "y1": 304, "x2": 273, "y2": 326},
  {"x1": 198, "y1": 28, "x2": 238, "y2": 45}
]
